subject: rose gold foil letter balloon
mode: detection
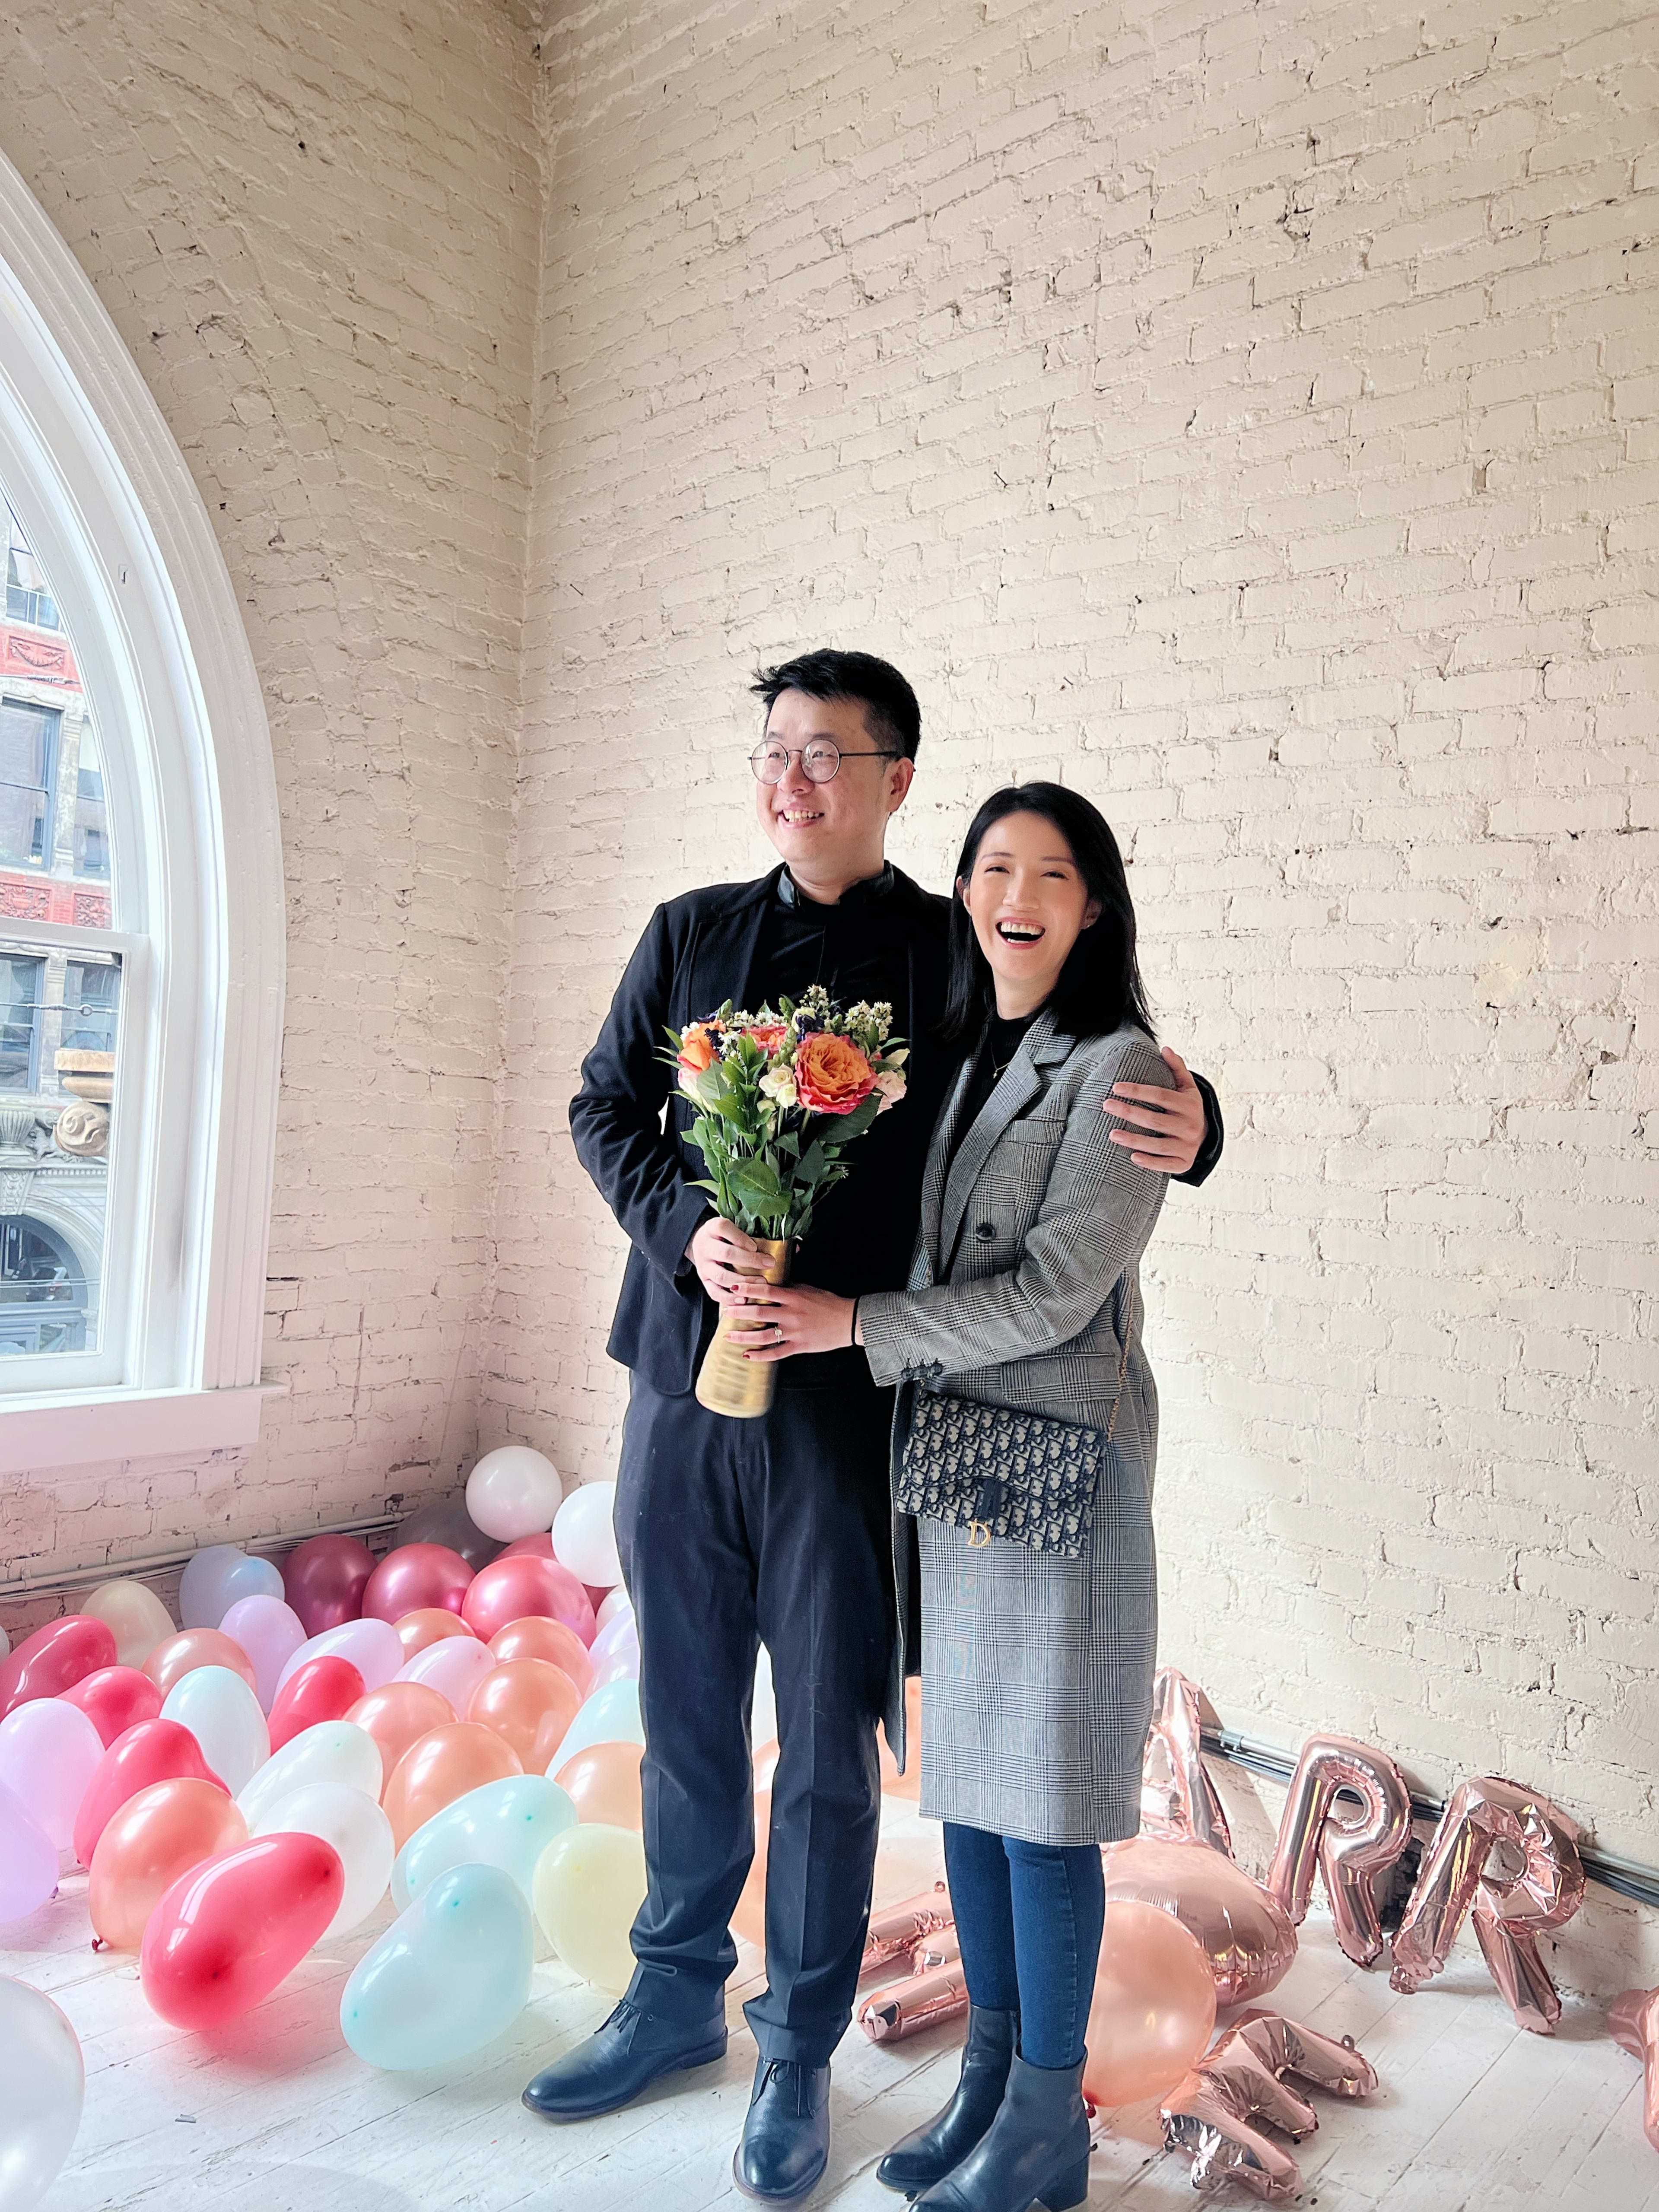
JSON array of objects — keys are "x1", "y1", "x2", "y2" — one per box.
[
  {"x1": 1390, "y1": 1775, "x2": 1584, "y2": 2032},
  {"x1": 1609, "y1": 1986, "x2": 1659, "y2": 2155},
  {"x1": 1141, "y1": 1668, "x2": 1232, "y2": 1854},
  {"x1": 1160, "y1": 2009, "x2": 1378, "y2": 2202},
  {"x1": 1265, "y1": 1734, "x2": 1413, "y2": 1968}
]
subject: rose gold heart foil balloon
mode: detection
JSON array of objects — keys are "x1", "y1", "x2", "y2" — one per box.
[
  {"x1": 1390, "y1": 1775, "x2": 1584, "y2": 2033},
  {"x1": 1266, "y1": 1734, "x2": 1413, "y2": 1969},
  {"x1": 1102, "y1": 1837, "x2": 1297, "y2": 2008},
  {"x1": 1141, "y1": 1668, "x2": 1232, "y2": 1854},
  {"x1": 1609, "y1": 1986, "x2": 1659, "y2": 2154},
  {"x1": 1160, "y1": 2009, "x2": 1378, "y2": 2202}
]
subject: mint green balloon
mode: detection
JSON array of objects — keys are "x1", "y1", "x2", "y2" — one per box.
[
  {"x1": 391, "y1": 1773, "x2": 576, "y2": 1910},
  {"x1": 341, "y1": 1863, "x2": 533, "y2": 2070}
]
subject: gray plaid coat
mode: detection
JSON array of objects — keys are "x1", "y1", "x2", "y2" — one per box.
[{"x1": 860, "y1": 1011, "x2": 1172, "y2": 1847}]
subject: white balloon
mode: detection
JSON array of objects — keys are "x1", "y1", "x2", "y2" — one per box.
[
  {"x1": 81, "y1": 1579, "x2": 174, "y2": 1669},
  {"x1": 397, "y1": 1637, "x2": 495, "y2": 1709},
  {"x1": 551, "y1": 1482, "x2": 622, "y2": 1589},
  {"x1": 237, "y1": 1721, "x2": 384, "y2": 1830},
  {"x1": 465, "y1": 1445, "x2": 564, "y2": 1541},
  {"x1": 179, "y1": 1545, "x2": 284, "y2": 1631},
  {"x1": 0, "y1": 1976, "x2": 83, "y2": 2212},
  {"x1": 273, "y1": 1618, "x2": 404, "y2": 1701},
  {"x1": 252, "y1": 1781, "x2": 394, "y2": 1939},
  {"x1": 595, "y1": 1588, "x2": 632, "y2": 1634},
  {"x1": 160, "y1": 1665, "x2": 270, "y2": 1797},
  {"x1": 752, "y1": 1645, "x2": 777, "y2": 1750},
  {"x1": 0, "y1": 1702, "x2": 103, "y2": 1856}
]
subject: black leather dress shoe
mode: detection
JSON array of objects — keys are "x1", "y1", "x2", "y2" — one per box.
[
  {"x1": 522, "y1": 1998, "x2": 728, "y2": 2121},
  {"x1": 732, "y1": 2057, "x2": 831, "y2": 2202},
  {"x1": 876, "y1": 2005, "x2": 1018, "y2": 2193}
]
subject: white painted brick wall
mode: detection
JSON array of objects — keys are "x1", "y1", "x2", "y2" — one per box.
[
  {"x1": 0, "y1": 0, "x2": 540, "y2": 1573},
  {"x1": 504, "y1": 0, "x2": 1659, "y2": 1894}
]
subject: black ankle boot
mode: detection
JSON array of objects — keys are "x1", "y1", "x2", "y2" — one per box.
[
  {"x1": 910, "y1": 2055, "x2": 1090, "y2": 2212},
  {"x1": 522, "y1": 1998, "x2": 727, "y2": 2120},
  {"x1": 877, "y1": 2006, "x2": 1019, "y2": 2194},
  {"x1": 733, "y1": 2056, "x2": 831, "y2": 2203}
]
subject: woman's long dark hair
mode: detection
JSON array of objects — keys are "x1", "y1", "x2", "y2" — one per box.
[{"x1": 939, "y1": 782, "x2": 1155, "y2": 1046}]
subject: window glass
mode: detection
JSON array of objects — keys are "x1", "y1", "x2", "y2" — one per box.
[{"x1": 5, "y1": 512, "x2": 57, "y2": 630}]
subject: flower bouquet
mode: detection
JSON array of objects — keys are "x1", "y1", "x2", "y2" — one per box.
[{"x1": 664, "y1": 985, "x2": 907, "y2": 1417}]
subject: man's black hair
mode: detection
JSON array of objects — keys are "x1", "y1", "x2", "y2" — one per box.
[{"x1": 750, "y1": 648, "x2": 922, "y2": 763}]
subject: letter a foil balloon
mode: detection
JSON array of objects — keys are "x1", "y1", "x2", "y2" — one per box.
[
  {"x1": 89, "y1": 1778, "x2": 248, "y2": 1951},
  {"x1": 140, "y1": 1833, "x2": 345, "y2": 2029},
  {"x1": 0, "y1": 1977, "x2": 84, "y2": 2212},
  {"x1": 342, "y1": 1862, "x2": 534, "y2": 2070},
  {"x1": 74, "y1": 1719, "x2": 228, "y2": 1870},
  {"x1": 0, "y1": 1616, "x2": 117, "y2": 1717},
  {"x1": 60, "y1": 1665, "x2": 163, "y2": 1748},
  {"x1": 0, "y1": 1698, "x2": 105, "y2": 1854},
  {"x1": 391, "y1": 1773, "x2": 576, "y2": 1910},
  {"x1": 0, "y1": 1782, "x2": 59, "y2": 1926}
]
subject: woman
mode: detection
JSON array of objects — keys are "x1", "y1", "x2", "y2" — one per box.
[{"x1": 743, "y1": 782, "x2": 1175, "y2": 2212}]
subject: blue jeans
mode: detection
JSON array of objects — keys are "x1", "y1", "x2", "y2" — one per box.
[{"x1": 942, "y1": 1821, "x2": 1106, "y2": 2071}]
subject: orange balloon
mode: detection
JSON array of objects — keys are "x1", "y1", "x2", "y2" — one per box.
[
  {"x1": 142, "y1": 1628, "x2": 258, "y2": 1699},
  {"x1": 89, "y1": 1777, "x2": 248, "y2": 1949},
  {"x1": 487, "y1": 1616, "x2": 592, "y2": 1697},
  {"x1": 753, "y1": 1738, "x2": 781, "y2": 1790},
  {"x1": 731, "y1": 1786, "x2": 771, "y2": 1948},
  {"x1": 555, "y1": 1740, "x2": 645, "y2": 1829},
  {"x1": 1082, "y1": 1897, "x2": 1218, "y2": 2110},
  {"x1": 468, "y1": 1658, "x2": 582, "y2": 1774},
  {"x1": 878, "y1": 1678, "x2": 924, "y2": 1801},
  {"x1": 382, "y1": 1722, "x2": 522, "y2": 1850},
  {"x1": 346, "y1": 1682, "x2": 456, "y2": 1797},
  {"x1": 392, "y1": 1608, "x2": 477, "y2": 1662}
]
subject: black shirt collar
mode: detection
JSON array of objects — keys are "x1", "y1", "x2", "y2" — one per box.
[{"x1": 776, "y1": 862, "x2": 896, "y2": 912}]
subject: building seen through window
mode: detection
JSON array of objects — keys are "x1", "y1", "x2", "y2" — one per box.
[{"x1": 0, "y1": 500, "x2": 119, "y2": 1355}]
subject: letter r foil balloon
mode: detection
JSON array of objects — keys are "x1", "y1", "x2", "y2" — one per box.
[
  {"x1": 1389, "y1": 1774, "x2": 1584, "y2": 2032},
  {"x1": 1265, "y1": 1734, "x2": 1414, "y2": 1969}
]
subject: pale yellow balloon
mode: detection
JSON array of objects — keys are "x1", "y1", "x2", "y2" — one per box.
[
  {"x1": 531, "y1": 1822, "x2": 646, "y2": 1994},
  {"x1": 83, "y1": 1580, "x2": 176, "y2": 1669}
]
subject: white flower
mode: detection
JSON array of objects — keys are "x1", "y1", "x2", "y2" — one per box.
[
  {"x1": 874, "y1": 1069, "x2": 907, "y2": 1113},
  {"x1": 760, "y1": 1066, "x2": 798, "y2": 1108}
]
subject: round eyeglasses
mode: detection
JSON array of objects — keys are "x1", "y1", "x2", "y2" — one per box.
[{"x1": 749, "y1": 740, "x2": 899, "y2": 785}]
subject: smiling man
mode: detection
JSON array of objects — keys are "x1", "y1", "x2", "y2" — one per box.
[{"x1": 524, "y1": 650, "x2": 1223, "y2": 2202}]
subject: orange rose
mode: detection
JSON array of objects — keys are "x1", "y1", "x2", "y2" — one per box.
[
  {"x1": 742, "y1": 1023, "x2": 788, "y2": 1055},
  {"x1": 794, "y1": 1031, "x2": 877, "y2": 1116},
  {"x1": 677, "y1": 1023, "x2": 719, "y2": 1078}
]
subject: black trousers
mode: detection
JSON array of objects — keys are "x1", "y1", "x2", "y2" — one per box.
[{"x1": 614, "y1": 1371, "x2": 896, "y2": 2065}]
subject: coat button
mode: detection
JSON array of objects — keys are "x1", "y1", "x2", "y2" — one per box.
[{"x1": 975, "y1": 1222, "x2": 996, "y2": 1240}]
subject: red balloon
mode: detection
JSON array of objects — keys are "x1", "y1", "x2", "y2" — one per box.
[
  {"x1": 74, "y1": 1717, "x2": 228, "y2": 1869},
  {"x1": 0, "y1": 1615, "x2": 118, "y2": 1716},
  {"x1": 360, "y1": 1543, "x2": 473, "y2": 1624},
  {"x1": 282, "y1": 1534, "x2": 375, "y2": 1637},
  {"x1": 140, "y1": 1832, "x2": 345, "y2": 2027},
  {"x1": 266, "y1": 1656, "x2": 367, "y2": 1753},
  {"x1": 462, "y1": 1555, "x2": 597, "y2": 1646},
  {"x1": 60, "y1": 1665, "x2": 164, "y2": 1747}
]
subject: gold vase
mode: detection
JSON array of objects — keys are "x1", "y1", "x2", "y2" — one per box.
[{"x1": 695, "y1": 1235, "x2": 792, "y2": 1420}]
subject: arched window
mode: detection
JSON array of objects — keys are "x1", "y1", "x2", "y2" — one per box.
[{"x1": 0, "y1": 150, "x2": 285, "y2": 1467}]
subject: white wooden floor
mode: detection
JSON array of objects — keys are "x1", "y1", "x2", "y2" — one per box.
[{"x1": 6, "y1": 1801, "x2": 1658, "y2": 2212}]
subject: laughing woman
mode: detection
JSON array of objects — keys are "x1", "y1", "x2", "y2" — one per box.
[{"x1": 744, "y1": 783, "x2": 1175, "y2": 2212}]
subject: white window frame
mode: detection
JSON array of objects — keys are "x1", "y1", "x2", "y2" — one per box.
[{"x1": 0, "y1": 149, "x2": 285, "y2": 1470}]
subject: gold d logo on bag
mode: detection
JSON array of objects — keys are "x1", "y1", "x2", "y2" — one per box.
[{"x1": 967, "y1": 1520, "x2": 991, "y2": 1548}]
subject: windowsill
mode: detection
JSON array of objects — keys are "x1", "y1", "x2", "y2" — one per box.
[{"x1": 0, "y1": 1380, "x2": 282, "y2": 1473}]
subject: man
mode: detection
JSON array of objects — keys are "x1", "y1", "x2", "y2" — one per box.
[{"x1": 524, "y1": 651, "x2": 1221, "y2": 2202}]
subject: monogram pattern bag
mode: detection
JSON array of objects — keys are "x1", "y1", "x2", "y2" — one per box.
[{"x1": 895, "y1": 1391, "x2": 1108, "y2": 1555}]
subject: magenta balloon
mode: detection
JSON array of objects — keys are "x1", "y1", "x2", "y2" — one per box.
[
  {"x1": 461, "y1": 1555, "x2": 597, "y2": 1646},
  {"x1": 282, "y1": 1535, "x2": 374, "y2": 1637},
  {"x1": 0, "y1": 1616, "x2": 118, "y2": 1716},
  {"x1": 218, "y1": 1596, "x2": 307, "y2": 1713},
  {"x1": 361, "y1": 1544, "x2": 474, "y2": 1624}
]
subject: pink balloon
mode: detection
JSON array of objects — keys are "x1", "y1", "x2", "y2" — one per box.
[
  {"x1": 596, "y1": 1589, "x2": 632, "y2": 1633},
  {"x1": 282, "y1": 1534, "x2": 374, "y2": 1637},
  {"x1": 0, "y1": 1615, "x2": 118, "y2": 1716},
  {"x1": 497, "y1": 1533, "x2": 554, "y2": 1560},
  {"x1": 0, "y1": 1781, "x2": 58, "y2": 1924},
  {"x1": 60, "y1": 1665, "x2": 164, "y2": 1747},
  {"x1": 397, "y1": 1635, "x2": 497, "y2": 1710},
  {"x1": 273, "y1": 1618, "x2": 403, "y2": 1701},
  {"x1": 461, "y1": 1555, "x2": 597, "y2": 1646},
  {"x1": 266, "y1": 1657, "x2": 366, "y2": 1753},
  {"x1": 361, "y1": 1544, "x2": 474, "y2": 1624},
  {"x1": 0, "y1": 1698, "x2": 105, "y2": 1852},
  {"x1": 218, "y1": 1595, "x2": 307, "y2": 1713},
  {"x1": 73, "y1": 1718, "x2": 228, "y2": 1870}
]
